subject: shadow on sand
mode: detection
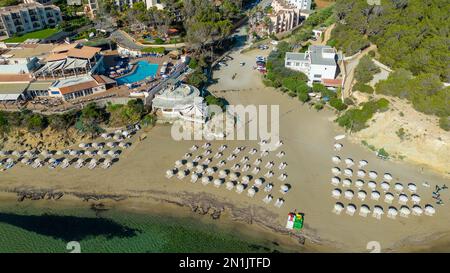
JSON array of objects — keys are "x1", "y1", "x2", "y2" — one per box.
[{"x1": 0, "y1": 212, "x2": 140, "y2": 241}]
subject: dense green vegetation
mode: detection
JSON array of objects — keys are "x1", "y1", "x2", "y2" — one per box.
[
  {"x1": 205, "y1": 95, "x2": 227, "y2": 110},
  {"x1": 0, "y1": 0, "x2": 19, "y2": 7},
  {"x1": 141, "y1": 47, "x2": 166, "y2": 54},
  {"x1": 354, "y1": 55, "x2": 380, "y2": 84},
  {"x1": 330, "y1": 0, "x2": 449, "y2": 81},
  {"x1": 0, "y1": 100, "x2": 149, "y2": 137},
  {"x1": 291, "y1": 5, "x2": 335, "y2": 46},
  {"x1": 336, "y1": 98, "x2": 390, "y2": 131},
  {"x1": 375, "y1": 70, "x2": 449, "y2": 120}
]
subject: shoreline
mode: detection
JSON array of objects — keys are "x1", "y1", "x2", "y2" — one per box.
[{"x1": 0, "y1": 189, "x2": 334, "y2": 253}]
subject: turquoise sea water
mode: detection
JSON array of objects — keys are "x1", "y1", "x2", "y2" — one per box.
[
  {"x1": 0, "y1": 203, "x2": 283, "y2": 253},
  {"x1": 116, "y1": 61, "x2": 158, "y2": 85}
]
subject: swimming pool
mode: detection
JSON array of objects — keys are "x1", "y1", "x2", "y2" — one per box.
[{"x1": 116, "y1": 61, "x2": 159, "y2": 85}]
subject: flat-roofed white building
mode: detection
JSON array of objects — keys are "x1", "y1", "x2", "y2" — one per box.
[
  {"x1": 48, "y1": 74, "x2": 114, "y2": 101},
  {"x1": 285, "y1": 45, "x2": 342, "y2": 86}
]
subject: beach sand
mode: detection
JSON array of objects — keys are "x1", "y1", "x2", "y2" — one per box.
[{"x1": 1, "y1": 41, "x2": 449, "y2": 253}]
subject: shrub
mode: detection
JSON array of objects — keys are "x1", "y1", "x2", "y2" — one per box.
[
  {"x1": 329, "y1": 98, "x2": 348, "y2": 111},
  {"x1": 439, "y1": 116, "x2": 450, "y2": 131},
  {"x1": 354, "y1": 55, "x2": 381, "y2": 84},
  {"x1": 353, "y1": 82, "x2": 374, "y2": 94}
]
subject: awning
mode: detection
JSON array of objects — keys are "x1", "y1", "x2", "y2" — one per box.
[{"x1": 0, "y1": 93, "x2": 21, "y2": 101}]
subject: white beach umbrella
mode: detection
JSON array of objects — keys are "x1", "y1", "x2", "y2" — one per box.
[
  {"x1": 21, "y1": 158, "x2": 29, "y2": 164},
  {"x1": 384, "y1": 192, "x2": 394, "y2": 203},
  {"x1": 280, "y1": 184, "x2": 289, "y2": 194},
  {"x1": 367, "y1": 181, "x2": 377, "y2": 190},
  {"x1": 344, "y1": 190, "x2": 354, "y2": 200},
  {"x1": 333, "y1": 202, "x2": 344, "y2": 214},
  {"x1": 41, "y1": 150, "x2": 49, "y2": 157},
  {"x1": 218, "y1": 169, "x2": 227, "y2": 178},
  {"x1": 79, "y1": 143, "x2": 87, "y2": 148},
  {"x1": 254, "y1": 178, "x2": 263, "y2": 187},
  {"x1": 201, "y1": 176, "x2": 211, "y2": 185},
  {"x1": 76, "y1": 158, "x2": 84, "y2": 164},
  {"x1": 240, "y1": 156, "x2": 249, "y2": 163},
  {"x1": 202, "y1": 142, "x2": 211, "y2": 149},
  {"x1": 381, "y1": 182, "x2": 390, "y2": 191},
  {"x1": 214, "y1": 152, "x2": 223, "y2": 159},
  {"x1": 332, "y1": 188, "x2": 342, "y2": 199},
  {"x1": 331, "y1": 167, "x2": 341, "y2": 175},
  {"x1": 101, "y1": 133, "x2": 109, "y2": 139},
  {"x1": 228, "y1": 154, "x2": 237, "y2": 161},
  {"x1": 342, "y1": 178, "x2": 352, "y2": 187},
  {"x1": 333, "y1": 143, "x2": 343, "y2": 151},
  {"x1": 357, "y1": 190, "x2": 367, "y2": 201},
  {"x1": 412, "y1": 205, "x2": 423, "y2": 216},
  {"x1": 400, "y1": 206, "x2": 411, "y2": 217},
  {"x1": 226, "y1": 181, "x2": 234, "y2": 190},
  {"x1": 344, "y1": 168, "x2": 353, "y2": 177},
  {"x1": 206, "y1": 167, "x2": 215, "y2": 175},
  {"x1": 355, "y1": 179, "x2": 364, "y2": 188},
  {"x1": 242, "y1": 175, "x2": 251, "y2": 183},
  {"x1": 411, "y1": 194, "x2": 421, "y2": 204},
  {"x1": 265, "y1": 170, "x2": 274, "y2": 178},
  {"x1": 265, "y1": 161, "x2": 274, "y2": 169},
  {"x1": 344, "y1": 158, "x2": 354, "y2": 167},
  {"x1": 106, "y1": 142, "x2": 115, "y2": 148},
  {"x1": 371, "y1": 191, "x2": 381, "y2": 201},
  {"x1": 358, "y1": 160, "x2": 368, "y2": 168},
  {"x1": 196, "y1": 164, "x2": 205, "y2": 172},
  {"x1": 97, "y1": 143, "x2": 105, "y2": 149},
  {"x1": 166, "y1": 169, "x2": 174, "y2": 178},
  {"x1": 218, "y1": 145, "x2": 227, "y2": 152},
  {"x1": 55, "y1": 150, "x2": 63, "y2": 156},
  {"x1": 229, "y1": 172, "x2": 239, "y2": 180},
  {"x1": 175, "y1": 160, "x2": 183, "y2": 168},
  {"x1": 373, "y1": 206, "x2": 384, "y2": 219},
  {"x1": 48, "y1": 158, "x2": 56, "y2": 163},
  {"x1": 424, "y1": 205, "x2": 435, "y2": 216},
  {"x1": 383, "y1": 173, "x2": 393, "y2": 181},
  {"x1": 191, "y1": 173, "x2": 199, "y2": 182},
  {"x1": 186, "y1": 161, "x2": 194, "y2": 169},
  {"x1": 114, "y1": 129, "x2": 122, "y2": 134},
  {"x1": 398, "y1": 194, "x2": 409, "y2": 204},
  {"x1": 203, "y1": 149, "x2": 211, "y2": 156},
  {"x1": 357, "y1": 170, "x2": 366, "y2": 178},
  {"x1": 113, "y1": 135, "x2": 123, "y2": 141},
  {"x1": 214, "y1": 178, "x2": 223, "y2": 187},
  {"x1": 190, "y1": 145, "x2": 198, "y2": 152},
  {"x1": 276, "y1": 151, "x2": 285, "y2": 158},
  {"x1": 247, "y1": 187, "x2": 256, "y2": 197},
  {"x1": 359, "y1": 205, "x2": 371, "y2": 217},
  {"x1": 368, "y1": 171, "x2": 378, "y2": 179},
  {"x1": 177, "y1": 170, "x2": 186, "y2": 179},
  {"x1": 331, "y1": 177, "x2": 340, "y2": 186},
  {"x1": 184, "y1": 153, "x2": 192, "y2": 159},
  {"x1": 122, "y1": 131, "x2": 130, "y2": 138},
  {"x1": 387, "y1": 207, "x2": 398, "y2": 219},
  {"x1": 85, "y1": 150, "x2": 93, "y2": 156},
  {"x1": 394, "y1": 183, "x2": 404, "y2": 192},
  {"x1": 407, "y1": 183, "x2": 417, "y2": 193},
  {"x1": 253, "y1": 158, "x2": 262, "y2": 166},
  {"x1": 346, "y1": 204, "x2": 357, "y2": 215},
  {"x1": 236, "y1": 184, "x2": 244, "y2": 193},
  {"x1": 249, "y1": 148, "x2": 257, "y2": 155},
  {"x1": 203, "y1": 158, "x2": 212, "y2": 165},
  {"x1": 332, "y1": 156, "x2": 341, "y2": 164}
]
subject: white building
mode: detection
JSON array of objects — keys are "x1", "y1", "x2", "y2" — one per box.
[
  {"x1": 0, "y1": 3, "x2": 62, "y2": 38},
  {"x1": 0, "y1": 43, "x2": 55, "y2": 74},
  {"x1": 285, "y1": 45, "x2": 342, "y2": 86},
  {"x1": 48, "y1": 74, "x2": 113, "y2": 101},
  {"x1": 286, "y1": 0, "x2": 311, "y2": 10},
  {"x1": 152, "y1": 82, "x2": 207, "y2": 124}
]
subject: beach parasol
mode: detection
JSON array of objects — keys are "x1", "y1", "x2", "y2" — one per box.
[
  {"x1": 79, "y1": 143, "x2": 87, "y2": 148},
  {"x1": 218, "y1": 169, "x2": 227, "y2": 178},
  {"x1": 226, "y1": 181, "x2": 234, "y2": 190},
  {"x1": 373, "y1": 206, "x2": 384, "y2": 219},
  {"x1": 332, "y1": 188, "x2": 342, "y2": 199},
  {"x1": 229, "y1": 172, "x2": 238, "y2": 180},
  {"x1": 411, "y1": 194, "x2": 421, "y2": 204},
  {"x1": 331, "y1": 177, "x2": 341, "y2": 186},
  {"x1": 368, "y1": 171, "x2": 378, "y2": 179},
  {"x1": 400, "y1": 206, "x2": 411, "y2": 217},
  {"x1": 387, "y1": 207, "x2": 398, "y2": 219},
  {"x1": 333, "y1": 143, "x2": 343, "y2": 151},
  {"x1": 355, "y1": 179, "x2": 364, "y2": 188},
  {"x1": 254, "y1": 158, "x2": 262, "y2": 166},
  {"x1": 175, "y1": 160, "x2": 183, "y2": 167},
  {"x1": 254, "y1": 178, "x2": 263, "y2": 187},
  {"x1": 280, "y1": 184, "x2": 289, "y2": 193},
  {"x1": 201, "y1": 176, "x2": 211, "y2": 185},
  {"x1": 407, "y1": 183, "x2": 417, "y2": 193},
  {"x1": 381, "y1": 182, "x2": 390, "y2": 191},
  {"x1": 357, "y1": 190, "x2": 367, "y2": 201},
  {"x1": 190, "y1": 145, "x2": 198, "y2": 152},
  {"x1": 384, "y1": 192, "x2": 394, "y2": 203},
  {"x1": 206, "y1": 167, "x2": 214, "y2": 175},
  {"x1": 346, "y1": 204, "x2": 357, "y2": 215},
  {"x1": 358, "y1": 160, "x2": 368, "y2": 168},
  {"x1": 368, "y1": 181, "x2": 377, "y2": 190},
  {"x1": 371, "y1": 191, "x2": 381, "y2": 201},
  {"x1": 332, "y1": 156, "x2": 341, "y2": 164},
  {"x1": 191, "y1": 173, "x2": 199, "y2": 182},
  {"x1": 236, "y1": 184, "x2": 244, "y2": 193},
  {"x1": 342, "y1": 178, "x2": 352, "y2": 187},
  {"x1": 186, "y1": 161, "x2": 194, "y2": 169},
  {"x1": 357, "y1": 170, "x2": 366, "y2": 178},
  {"x1": 213, "y1": 178, "x2": 222, "y2": 187},
  {"x1": 359, "y1": 205, "x2": 371, "y2": 217},
  {"x1": 383, "y1": 173, "x2": 393, "y2": 181},
  {"x1": 331, "y1": 167, "x2": 341, "y2": 175},
  {"x1": 344, "y1": 158, "x2": 354, "y2": 167},
  {"x1": 412, "y1": 205, "x2": 423, "y2": 216},
  {"x1": 276, "y1": 151, "x2": 285, "y2": 158},
  {"x1": 247, "y1": 187, "x2": 256, "y2": 197},
  {"x1": 424, "y1": 205, "x2": 435, "y2": 216},
  {"x1": 394, "y1": 183, "x2": 404, "y2": 192},
  {"x1": 398, "y1": 194, "x2": 408, "y2": 204},
  {"x1": 344, "y1": 190, "x2": 354, "y2": 200},
  {"x1": 333, "y1": 202, "x2": 344, "y2": 214}
]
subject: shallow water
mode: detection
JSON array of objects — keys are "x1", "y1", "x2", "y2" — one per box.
[{"x1": 0, "y1": 202, "x2": 286, "y2": 253}]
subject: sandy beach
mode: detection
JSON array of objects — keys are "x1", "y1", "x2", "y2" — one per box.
[{"x1": 1, "y1": 35, "x2": 449, "y2": 253}]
